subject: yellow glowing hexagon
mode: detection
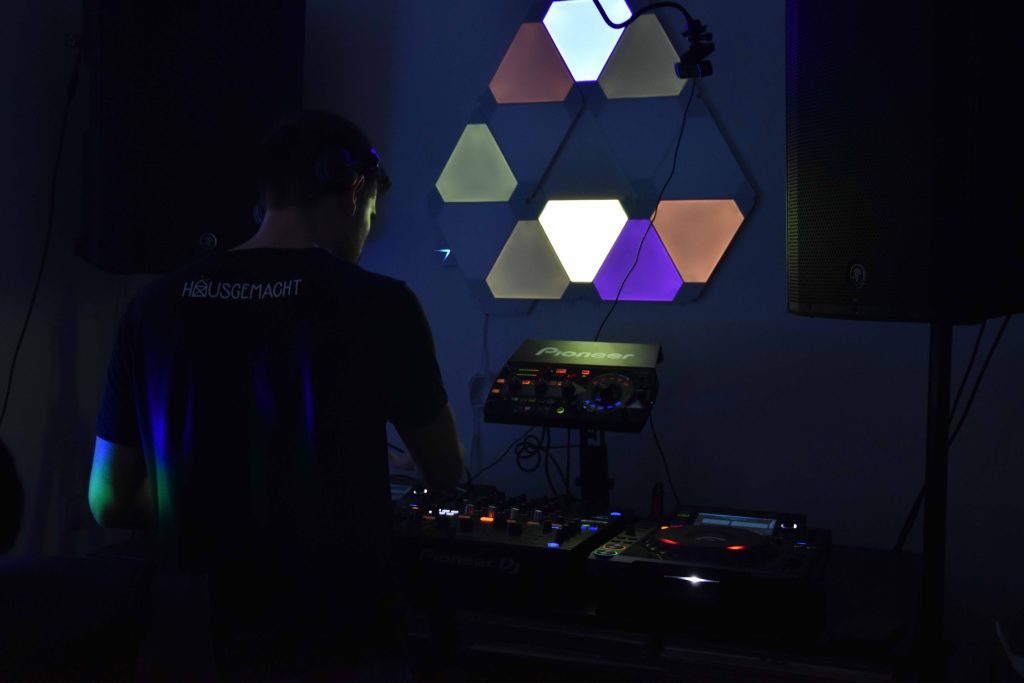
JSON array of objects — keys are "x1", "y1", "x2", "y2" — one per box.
[
  {"x1": 486, "y1": 221, "x2": 570, "y2": 299},
  {"x1": 436, "y1": 124, "x2": 518, "y2": 202},
  {"x1": 599, "y1": 15, "x2": 687, "y2": 99},
  {"x1": 538, "y1": 199, "x2": 628, "y2": 282},
  {"x1": 653, "y1": 200, "x2": 745, "y2": 283}
]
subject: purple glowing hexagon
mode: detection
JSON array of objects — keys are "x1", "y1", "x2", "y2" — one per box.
[{"x1": 593, "y1": 219, "x2": 682, "y2": 301}]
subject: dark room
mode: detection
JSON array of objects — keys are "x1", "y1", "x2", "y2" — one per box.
[{"x1": 1, "y1": 1, "x2": 1022, "y2": 681}]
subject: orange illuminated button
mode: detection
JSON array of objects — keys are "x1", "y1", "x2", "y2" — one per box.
[
  {"x1": 480, "y1": 516, "x2": 495, "y2": 523},
  {"x1": 726, "y1": 545, "x2": 747, "y2": 551},
  {"x1": 496, "y1": 378, "x2": 506, "y2": 384},
  {"x1": 555, "y1": 368, "x2": 567, "y2": 374},
  {"x1": 660, "y1": 538, "x2": 680, "y2": 545},
  {"x1": 490, "y1": 388, "x2": 501, "y2": 394}
]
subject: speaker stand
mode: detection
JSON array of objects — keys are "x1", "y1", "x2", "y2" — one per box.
[{"x1": 921, "y1": 321, "x2": 952, "y2": 680}]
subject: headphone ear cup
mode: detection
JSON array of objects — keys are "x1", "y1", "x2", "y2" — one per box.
[{"x1": 316, "y1": 148, "x2": 358, "y2": 188}]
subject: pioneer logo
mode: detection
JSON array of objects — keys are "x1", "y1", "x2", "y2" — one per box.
[
  {"x1": 535, "y1": 346, "x2": 635, "y2": 360},
  {"x1": 418, "y1": 548, "x2": 521, "y2": 576}
]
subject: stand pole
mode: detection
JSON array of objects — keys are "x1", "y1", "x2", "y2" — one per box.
[
  {"x1": 578, "y1": 429, "x2": 611, "y2": 513},
  {"x1": 921, "y1": 321, "x2": 952, "y2": 680}
]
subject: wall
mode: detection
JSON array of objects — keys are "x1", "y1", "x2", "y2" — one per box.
[{"x1": 1, "y1": 0, "x2": 1020, "y2": 677}]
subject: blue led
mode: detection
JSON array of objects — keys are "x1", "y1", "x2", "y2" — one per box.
[
  {"x1": 611, "y1": 511, "x2": 622, "y2": 517},
  {"x1": 547, "y1": 542, "x2": 560, "y2": 548},
  {"x1": 588, "y1": 525, "x2": 599, "y2": 532}
]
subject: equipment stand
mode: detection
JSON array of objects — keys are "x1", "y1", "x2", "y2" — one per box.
[
  {"x1": 578, "y1": 430, "x2": 611, "y2": 512},
  {"x1": 921, "y1": 321, "x2": 952, "y2": 680}
]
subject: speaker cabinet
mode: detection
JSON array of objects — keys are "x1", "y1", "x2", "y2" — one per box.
[
  {"x1": 786, "y1": 0, "x2": 1024, "y2": 323},
  {"x1": 78, "y1": 0, "x2": 305, "y2": 274}
]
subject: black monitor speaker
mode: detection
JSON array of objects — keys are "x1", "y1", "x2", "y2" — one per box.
[
  {"x1": 786, "y1": 0, "x2": 1024, "y2": 323},
  {"x1": 78, "y1": 0, "x2": 305, "y2": 274}
]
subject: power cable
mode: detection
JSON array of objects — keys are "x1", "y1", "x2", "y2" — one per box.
[
  {"x1": 0, "y1": 40, "x2": 83, "y2": 431},
  {"x1": 593, "y1": 79, "x2": 696, "y2": 341},
  {"x1": 893, "y1": 314, "x2": 1014, "y2": 552}
]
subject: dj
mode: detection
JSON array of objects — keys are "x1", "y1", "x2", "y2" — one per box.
[{"x1": 88, "y1": 111, "x2": 465, "y2": 681}]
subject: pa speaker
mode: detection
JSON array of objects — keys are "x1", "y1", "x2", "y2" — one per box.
[
  {"x1": 786, "y1": 0, "x2": 1024, "y2": 323},
  {"x1": 78, "y1": 0, "x2": 305, "y2": 274}
]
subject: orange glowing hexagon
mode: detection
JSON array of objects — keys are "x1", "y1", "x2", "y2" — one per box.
[
  {"x1": 653, "y1": 200, "x2": 745, "y2": 283},
  {"x1": 490, "y1": 23, "x2": 574, "y2": 104}
]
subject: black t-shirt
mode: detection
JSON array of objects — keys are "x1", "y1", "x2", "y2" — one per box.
[{"x1": 96, "y1": 247, "x2": 447, "y2": 665}]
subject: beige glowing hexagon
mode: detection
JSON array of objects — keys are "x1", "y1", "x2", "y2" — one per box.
[
  {"x1": 486, "y1": 221, "x2": 570, "y2": 299},
  {"x1": 599, "y1": 14, "x2": 687, "y2": 99},
  {"x1": 436, "y1": 124, "x2": 517, "y2": 203}
]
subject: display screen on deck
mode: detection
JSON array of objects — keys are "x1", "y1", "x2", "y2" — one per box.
[{"x1": 695, "y1": 512, "x2": 776, "y2": 536}]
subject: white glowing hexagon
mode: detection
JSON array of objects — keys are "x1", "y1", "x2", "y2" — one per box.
[
  {"x1": 543, "y1": 0, "x2": 633, "y2": 82},
  {"x1": 538, "y1": 199, "x2": 629, "y2": 282}
]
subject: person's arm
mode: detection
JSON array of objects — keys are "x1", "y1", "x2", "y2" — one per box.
[
  {"x1": 88, "y1": 436, "x2": 155, "y2": 529},
  {"x1": 394, "y1": 403, "x2": 465, "y2": 492}
]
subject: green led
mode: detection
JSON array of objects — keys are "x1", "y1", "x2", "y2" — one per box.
[{"x1": 556, "y1": 406, "x2": 566, "y2": 415}]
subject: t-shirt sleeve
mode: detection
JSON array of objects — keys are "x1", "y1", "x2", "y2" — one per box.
[
  {"x1": 383, "y1": 283, "x2": 448, "y2": 429},
  {"x1": 95, "y1": 308, "x2": 143, "y2": 447}
]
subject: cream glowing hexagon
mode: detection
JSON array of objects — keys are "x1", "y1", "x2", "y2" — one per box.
[{"x1": 538, "y1": 199, "x2": 629, "y2": 282}]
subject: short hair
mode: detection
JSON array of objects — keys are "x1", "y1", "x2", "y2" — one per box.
[{"x1": 256, "y1": 110, "x2": 391, "y2": 210}]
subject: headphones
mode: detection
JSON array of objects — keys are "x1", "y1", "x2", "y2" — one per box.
[{"x1": 253, "y1": 146, "x2": 382, "y2": 225}]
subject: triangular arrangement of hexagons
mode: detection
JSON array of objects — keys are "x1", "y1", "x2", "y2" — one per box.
[{"x1": 434, "y1": 0, "x2": 753, "y2": 308}]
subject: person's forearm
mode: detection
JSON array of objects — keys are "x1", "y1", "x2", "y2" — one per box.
[{"x1": 131, "y1": 476, "x2": 156, "y2": 528}]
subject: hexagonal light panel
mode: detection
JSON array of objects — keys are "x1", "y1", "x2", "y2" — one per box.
[
  {"x1": 490, "y1": 23, "x2": 574, "y2": 103},
  {"x1": 487, "y1": 221, "x2": 570, "y2": 299},
  {"x1": 543, "y1": 0, "x2": 632, "y2": 82},
  {"x1": 436, "y1": 124, "x2": 517, "y2": 202},
  {"x1": 599, "y1": 14, "x2": 686, "y2": 99},
  {"x1": 538, "y1": 199, "x2": 628, "y2": 282},
  {"x1": 653, "y1": 199, "x2": 745, "y2": 283},
  {"x1": 593, "y1": 219, "x2": 682, "y2": 300}
]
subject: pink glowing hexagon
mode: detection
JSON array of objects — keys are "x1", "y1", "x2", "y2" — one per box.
[{"x1": 490, "y1": 23, "x2": 574, "y2": 103}]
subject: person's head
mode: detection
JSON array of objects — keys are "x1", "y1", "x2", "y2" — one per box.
[{"x1": 255, "y1": 111, "x2": 391, "y2": 260}]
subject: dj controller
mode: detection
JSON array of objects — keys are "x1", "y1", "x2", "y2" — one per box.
[
  {"x1": 393, "y1": 485, "x2": 831, "y2": 639},
  {"x1": 395, "y1": 340, "x2": 833, "y2": 643}
]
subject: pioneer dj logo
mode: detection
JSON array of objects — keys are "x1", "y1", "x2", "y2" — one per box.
[
  {"x1": 418, "y1": 548, "x2": 521, "y2": 576},
  {"x1": 535, "y1": 347, "x2": 635, "y2": 360}
]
